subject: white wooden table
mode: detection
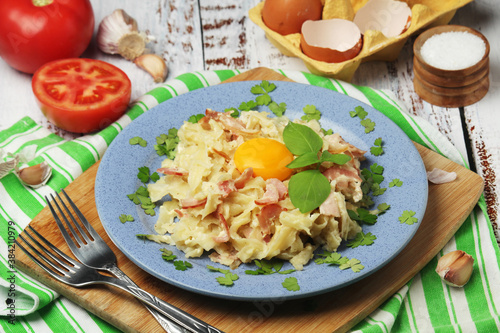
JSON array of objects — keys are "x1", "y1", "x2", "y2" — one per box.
[{"x1": 1, "y1": 0, "x2": 498, "y2": 241}]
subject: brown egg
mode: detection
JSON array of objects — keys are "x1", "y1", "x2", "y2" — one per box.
[
  {"x1": 262, "y1": 0, "x2": 323, "y2": 36},
  {"x1": 300, "y1": 19, "x2": 363, "y2": 63},
  {"x1": 353, "y1": 0, "x2": 412, "y2": 38}
]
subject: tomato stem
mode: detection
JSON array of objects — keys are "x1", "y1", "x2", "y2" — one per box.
[{"x1": 32, "y1": 0, "x2": 53, "y2": 7}]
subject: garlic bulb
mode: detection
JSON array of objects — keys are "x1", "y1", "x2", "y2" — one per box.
[
  {"x1": 134, "y1": 54, "x2": 168, "y2": 83},
  {"x1": 16, "y1": 162, "x2": 52, "y2": 189},
  {"x1": 97, "y1": 9, "x2": 153, "y2": 60},
  {"x1": 436, "y1": 250, "x2": 474, "y2": 287}
]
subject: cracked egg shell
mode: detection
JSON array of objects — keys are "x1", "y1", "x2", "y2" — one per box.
[
  {"x1": 354, "y1": 0, "x2": 412, "y2": 38},
  {"x1": 300, "y1": 19, "x2": 363, "y2": 63},
  {"x1": 262, "y1": 0, "x2": 323, "y2": 36}
]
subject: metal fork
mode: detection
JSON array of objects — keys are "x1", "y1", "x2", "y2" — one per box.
[
  {"x1": 15, "y1": 225, "x2": 223, "y2": 333},
  {"x1": 45, "y1": 190, "x2": 188, "y2": 333}
]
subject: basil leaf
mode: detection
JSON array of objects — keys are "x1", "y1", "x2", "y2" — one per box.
[
  {"x1": 288, "y1": 170, "x2": 331, "y2": 213},
  {"x1": 320, "y1": 151, "x2": 351, "y2": 165},
  {"x1": 283, "y1": 122, "x2": 323, "y2": 155},
  {"x1": 286, "y1": 152, "x2": 319, "y2": 169}
]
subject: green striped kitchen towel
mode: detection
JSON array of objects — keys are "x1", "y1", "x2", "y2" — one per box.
[{"x1": 1, "y1": 69, "x2": 499, "y2": 332}]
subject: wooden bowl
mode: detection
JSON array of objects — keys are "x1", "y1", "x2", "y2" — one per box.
[{"x1": 413, "y1": 25, "x2": 490, "y2": 107}]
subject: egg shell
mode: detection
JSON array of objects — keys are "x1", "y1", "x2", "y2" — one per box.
[
  {"x1": 300, "y1": 19, "x2": 363, "y2": 63},
  {"x1": 261, "y1": 0, "x2": 323, "y2": 36},
  {"x1": 353, "y1": 0, "x2": 412, "y2": 38},
  {"x1": 249, "y1": 0, "x2": 474, "y2": 81}
]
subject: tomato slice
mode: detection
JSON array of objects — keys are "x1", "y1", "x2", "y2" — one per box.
[{"x1": 32, "y1": 58, "x2": 132, "y2": 133}]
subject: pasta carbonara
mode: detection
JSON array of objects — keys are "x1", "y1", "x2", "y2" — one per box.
[{"x1": 148, "y1": 109, "x2": 366, "y2": 270}]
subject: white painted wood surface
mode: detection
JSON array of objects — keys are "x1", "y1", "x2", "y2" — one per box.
[{"x1": 0, "y1": 0, "x2": 498, "y2": 240}]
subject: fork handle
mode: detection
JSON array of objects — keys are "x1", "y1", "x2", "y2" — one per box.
[
  {"x1": 100, "y1": 275, "x2": 224, "y2": 333},
  {"x1": 107, "y1": 265, "x2": 189, "y2": 333}
]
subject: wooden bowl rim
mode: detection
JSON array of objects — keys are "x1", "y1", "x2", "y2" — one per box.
[{"x1": 413, "y1": 24, "x2": 490, "y2": 76}]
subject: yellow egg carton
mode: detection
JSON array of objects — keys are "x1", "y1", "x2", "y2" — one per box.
[{"x1": 248, "y1": 0, "x2": 474, "y2": 81}]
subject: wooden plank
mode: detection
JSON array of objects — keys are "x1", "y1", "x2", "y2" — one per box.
[{"x1": 14, "y1": 68, "x2": 484, "y2": 333}]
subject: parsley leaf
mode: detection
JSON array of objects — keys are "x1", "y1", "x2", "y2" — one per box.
[
  {"x1": 245, "y1": 259, "x2": 295, "y2": 275},
  {"x1": 349, "y1": 106, "x2": 368, "y2": 119},
  {"x1": 268, "y1": 101, "x2": 287, "y2": 117},
  {"x1": 188, "y1": 114, "x2": 205, "y2": 123},
  {"x1": 371, "y1": 183, "x2": 387, "y2": 196},
  {"x1": 160, "y1": 248, "x2": 193, "y2": 271},
  {"x1": 155, "y1": 129, "x2": 179, "y2": 159},
  {"x1": 321, "y1": 128, "x2": 333, "y2": 135},
  {"x1": 377, "y1": 203, "x2": 391, "y2": 214},
  {"x1": 315, "y1": 251, "x2": 364, "y2": 273},
  {"x1": 399, "y1": 210, "x2": 418, "y2": 225},
  {"x1": 348, "y1": 208, "x2": 378, "y2": 224},
  {"x1": 224, "y1": 107, "x2": 240, "y2": 118},
  {"x1": 127, "y1": 186, "x2": 156, "y2": 216},
  {"x1": 360, "y1": 118, "x2": 376, "y2": 133},
  {"x1": 239, "y1": 100, "x2": 258, "y2": 111},
  {"x1": 370, "y1": 137, "x2": 384, "y2": 156},
  {"x1": 339, "y1": 258, "x2": 364, "y2": 272},
  {"x1": 301, "y1": 105, "x2": 321, "y2": 121},
  {"x1": 251, "y1": 80, "x2": 276, "y2": 94},
  {"x1": 129, "y1": 136, "x2": 147, "y2": 147},
  {"x1": 347, "y1": 231, "x2": 377, "y2": 248},
  {"x1": 389, "y1": 179, "x2": 403, "y2": 187},
  {"x1": 208, "y1": 265, "x2": 239, "y2": 286},
  {"x1": 282, "y1": 277, "x2": 300, "y2": 291},
  {"x1": 119, "y1": 214, "x2": 134, "y2": 223}
]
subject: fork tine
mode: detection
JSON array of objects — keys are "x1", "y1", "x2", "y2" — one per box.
[
  {"x1": 46, "y1": 194, "x2": 86, "y2": 248},
  {"x1": 16, "y1": 227, "x2": 73, "y2": 277},
  {"x1": 60, "y1": 189, "x2": 101, "y2": 240},
  {"x1": 49, "y1": 192, "x2": 91, "y2": 246}
]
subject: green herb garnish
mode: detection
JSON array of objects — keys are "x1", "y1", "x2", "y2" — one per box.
[
  {"x1": 348, "y1": 208, "x2": 378, "y2": 225},
  {"x1": 245, "y1": 259, "x2": 295, "y2": 275},
  {"x1": 268, "y1": 101, "x2": 287, "y2": 116},
  {"x1": 389, "y1": 179, "x2": 403, "y2": 187},
  {"x1": 283, "y1": 122, "x2": 351, "y2": 213},
  {"x1": 207, "y1": 265, "x2": 239, "y2": 286},
  {"x1": 119, "y1": 214, "x2": 134, "y2": 223},
  {"x1": 160, "y1": 248, "x2": 193, "y2": 271},
  {"x1": 347, "y1": 231, "x2": 377, "y2": 248},
  {"x1": 282, "y1": 277, "x2": 300, "y2": 291},
  {"x1": 129, "y1": 136, "x2": 147, "y2": 147},
  {"x1": 301, "y1": 105, "x2": 321, "y2": 121},
  {"x1": 370, "y1": 138, "x2": 384, "y2": 156},
  {"x1": 137, "y1": 166, "x2": 160, "y2": 183},
  {"x1": 377, "y1": 203, "x2": 391, "y2": 214},
  {"x1": 315, "y1": 251, "x2": 364, "y2": 273},
  {"x1": 155, "y1": 129, "x2": 179, "y2": 159},
  {"x1": 127, "y1": 186, "x2": 156, "y2": 216},
  {"x1": 188, "y1": 114, "x2": 205, "y2": 123},
  {"x1": 399, "y1": 210, "x2": 418, "y2": 225},
  {"x1": 349, "y1": 106, "x2": 375, "y2": 133}
]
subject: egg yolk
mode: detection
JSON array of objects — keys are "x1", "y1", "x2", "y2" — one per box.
[{"x1": 234, "y1": 138, "x2": 294, "y2": 181}]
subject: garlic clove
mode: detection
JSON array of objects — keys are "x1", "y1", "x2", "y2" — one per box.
[
  {"x1": 17, "y1": 162, "x2": 52, "y2": 188},
  {"x1": 97, "y1": 9, "x2": 153, "y2": 60},
  {"x1": 0, "y1": 155, "x2": 19, "y2": 179},
  {"x1": 427, "y1": 168, "x2": 457, "y2": 184},
  {"x1": 134, "y1": 54, "x2": 168, "y2": 83},
  {"x1": 436, "y1": 250, "x2": 474, "y2": 287}
]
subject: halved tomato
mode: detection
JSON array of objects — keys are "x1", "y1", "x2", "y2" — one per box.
[{"x1": 32, "y1": 58, "x2": 132, "y2": 133}]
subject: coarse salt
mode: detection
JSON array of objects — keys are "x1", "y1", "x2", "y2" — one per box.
[{"x1": 420, "y1": 31, "x2": 486, "y2": 70}]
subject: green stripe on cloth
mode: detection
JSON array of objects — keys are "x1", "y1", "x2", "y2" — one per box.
[{"x1": 1, "y1": 69, "x2": 499, "y2": 332}]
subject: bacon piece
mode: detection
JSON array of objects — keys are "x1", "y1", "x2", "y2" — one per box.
[
  {"x1": 322, "y1": 165, "x2": 363, "y2": 202},
  {"x1": 255, "y1": 178, "x2": 288, "y2": 205},
  {"x1": 205, "y1": 109, "x2": 260, "y2": 135},
  {"x1": 218, "y1": 180, "x2": 237, "y2": 198},
  {"x1": 323, "y1": 166, "x2": 362, "y2": 183},
  {"x1": 257, "y1": 204, "x2": 282, "y2": 240},
  {"x1": 157, "y1": 167, "x2": 188, "y2": 176},
  {"x1": 174, "y1": 209, "x2": 185, "y2": 218},
  {"x1": 319, "y1": 191, "x2": 340, "y2": 217},
  {"x1": 180, "y1": 198, "x2": 207, "y2": 209},
  {"x1": 325, "y1": 133, "x2": 366, "y2": 159},
  {"x1": 234, "y1": 167, "x2": 253, "y2": 189},
  {"x1": 213, "y1": 204, "x2": 230, "y2": 243}
]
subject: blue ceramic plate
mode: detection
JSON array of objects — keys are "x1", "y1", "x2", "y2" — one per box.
[{"x1": 95, "y1": 81, "x2": 428, "y2": 301}]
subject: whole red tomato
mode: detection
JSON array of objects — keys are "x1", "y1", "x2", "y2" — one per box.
[
  {"x1": 32, "y1": 58, "x2": 132, "y2": 133},
  {"x1": 0, "y1": 0, "x2": 94, "y2": 74}
]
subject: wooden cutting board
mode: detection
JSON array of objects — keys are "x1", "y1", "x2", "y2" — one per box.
[{"x1": 14, "y1": 68, "x2": 484, "y2": 333}]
